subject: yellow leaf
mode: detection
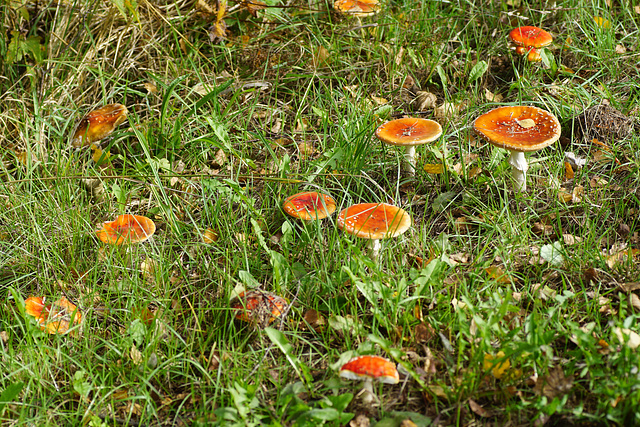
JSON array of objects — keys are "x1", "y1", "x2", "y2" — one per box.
[
  {"x1": 484, "y1": 266, "x2": 511, "y2": 284},
  {"x1": 484, "y1": 351, "x2": 511, "y2": 379},
  {"x1": 423, "y1": 164, "x2": 444, "y2": 174},
  {"x1": 593, "y1": 16, "x2": 611, "y2": 29}
]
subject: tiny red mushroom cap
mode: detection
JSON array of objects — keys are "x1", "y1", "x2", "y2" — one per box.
[
  {"x1": 339, "y1": 355, "x2": 399, "y2": 384},
  {"x1": 96, "y1": 214, "x2": 156, "y2": 245},
  {"x1": 473, "y1": 106, "x2": 561, "y2": 152},
  {"x1": 337, "y1": 203, "x2": 411, "y2": 240},
  {"x1": 283, "y1": 192, "x2": 337, "y2": 221},
  {"x1": 231, "y1": 290, "x2": 288, "y2": 325},
  {"x1": 375, "y1": 118, "x2": 442, "y2": 147},
  {"x1": 72, "y1": 104, "x2": 129, "y2": 148},
  {"x1": 509, "y1": 26, "x2": 553, "y2": 48}
]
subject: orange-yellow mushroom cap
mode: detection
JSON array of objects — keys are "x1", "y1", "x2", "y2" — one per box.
[{"x1": 96, "y1": 214, "x2": 156, "y2": 245}]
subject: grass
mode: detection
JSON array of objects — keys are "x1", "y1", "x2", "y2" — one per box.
[{"x1": 1, "y1": 0, "x2": 640, "y2": 424}]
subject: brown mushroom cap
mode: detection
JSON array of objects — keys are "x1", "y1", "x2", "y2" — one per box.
[
  {"x1": 508, "y1": 26, "x2": 553, "y2": 48},
  {"x1": 72, "y1": 104, "x2": 128, "y2": 148},
  {"x1": 333, "y1": 0, "x2": 380, "y2": 17},
  {"x1": 375, "y1": 118, "x2": 442, "y2": 147},
  {"x1": 339, "y1": 355, "x2": 399, "y2": 384},
  {"x1": 283, "y1": 192, "x2": 337, "y2": 221},
  {"x1": 96, "y1": 214, "x2": 156, "y2": 245},
  {"x1": 473, "y1": 106, "x2": 561, "y2": 152},
  {"x1": 337, "y1": 203, "x2": 411, "y2": 240}
]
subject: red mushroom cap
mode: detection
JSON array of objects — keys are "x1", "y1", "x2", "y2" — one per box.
[
  {"x1": 508, "y1": 26, "x2": 553, "y2": 48},
  {"x1": 473, "y1": 106, "x2": 561, "y2": 152},
  {"x1": 283, "y1": 191, "x2": 337, "y2": 221},
  {"x1": 375, "y1": 118, "x2": 442, "y2": 147},
  {"x1": 24, "y1": 296, "x2": 82, "y2": 335},
  {"x1": 96, "y1": 214, "x2": 156, "y2": 245},
  {"x1": 337, "y1": 203, "x2": 411, "y2": 240},
  {"x1": 333, "y1": 0, "x2": 380, "y2": 17},
  {"x1": 72, "y1": 104, "x2": 128, "y2": 148},
  {"x1": 339, "y1": 355, "x2": 399, "y2": 384},
  {"x1": 231, "y1": 290, "x2": 288, "y2": 326}
]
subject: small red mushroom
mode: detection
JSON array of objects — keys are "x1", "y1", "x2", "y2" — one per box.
[
  {"x1": 96, "y1": 214, "x2": 156, "y2": 245},
  {"x1": 375, "y1": 118, "x2": 442, "y2": 175},
  {"x1": 24, "y1": 296, "x2": 82, "y2": 335},
  {"x1": 283, "y1": 191, "x2": 337, "y2": 223},
  {"x1": 339, "y1": 355, "x2": 399, "y2": 404},
  {"x1": 337, "y1": 203, "x2": 411, "y2": 258},
  {"x1": 72, "y1": 104, "x2": 128, "y2": 148},
  {"x1": 509, "y1": 26, "x2": 552, "y2": 62},
  {"x1": 231, "y1": 290, "x2": 288, "y2": 328}
]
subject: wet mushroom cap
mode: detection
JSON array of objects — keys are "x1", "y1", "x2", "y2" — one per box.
[
  {"x1": 473, "y1": 106, "x2": 561, "y2": 152},
  {"x1": 72, "y1": 104, "x2": 128, "y2": 148},
  {"x1": 333, "y1": 0, "x2": 380, "y2": 16},
  {"x1": 508, "y1": 26, "x2": 553, "y2": 48},
  {"x1": 96, "y1": 214, "x2": 156, "y2": 245},
  {"x1": 339, "y1": 355, "x2": 399, "y2": 384},
  {"x1": 283, "y1": 192, "x2": 337, "y2": 221},
  {"x1": 231, "y1": 291, "x2": 288, "y2": 324},
  {"x1": 337, "y1": 203, "x2": 411, "y2": 240},
  {"x1": 375, "y1": 118, "x2": 442, "y2": 147}
]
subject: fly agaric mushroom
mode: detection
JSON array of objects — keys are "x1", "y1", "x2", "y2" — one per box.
[
  {"x1": 24, "y1": 296, "x2": 82, "y2": 335},
  {"x1": 339, "y1": 355, "x2": 399, "y2": 404},
  {"x1": 474, "y1": 105, "x2": 561, "y2": 192},
  {"x1": 72, "y1": 104, "x2": 128, "y2": 148},
  {"x1": 283, "y1": 191, "x2": 337, "y2": 223},
  {"x1": 509, "y1": 26, "x2": 552, "y2": 62},
  {"x1": 231, "y1": 290, "x2": 288, "y2": 328},
  {"x1": 333, "y1": 0, "x2": 380, "y2": 17},
  {"x1": 375, "y1": 118, "x2": 442, "y2": 175},
  {"x1": 96, "y1": 214, "x2": 156, "y2": 245},
  {"x1": 337, "y1": 202, "x2": 411, "y2": 258}
]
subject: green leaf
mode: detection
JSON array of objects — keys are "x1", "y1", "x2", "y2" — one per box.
[
  {"x1": 264, "y1": 327, "x2": 312, "y2": 385},
  {"x1": 73, "y1": 371, "x2": 92, "y2": 398},
  {"x1": 467, "y1": 60, "x2": 488, "y2": 85},
  {"x1": 0, "y1": 382, "x2": 24, "y2": 414}
]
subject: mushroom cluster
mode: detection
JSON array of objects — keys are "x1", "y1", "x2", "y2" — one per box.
[{"x1": 508, "y1": 26, "x2": 553, "y2": 62}]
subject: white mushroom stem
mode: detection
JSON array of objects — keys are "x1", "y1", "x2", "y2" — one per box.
[
  {"x1": 403, "y1": 146, "x2": 417, "y2": 175},
  {"x1": 508, "y1": 150, "x2": 529, "y2": 192},
  {"x1": 367, "y1": 239, "x2": 381, "y2": 258},
  {"x1": 358, "y1": 378, "x2": 378, "y2": 405}
]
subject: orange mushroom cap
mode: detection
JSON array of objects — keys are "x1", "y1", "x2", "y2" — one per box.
[
  {"x1": 24, "y1": 296, "x2": 82, "y2": 335},
  {"x1": 473, "y1": 106, "x2": 561, "y2": 152},
  {"x1": 340, "y1": 355, "x2": 399, "y2": 384},
  {"x1": 337, "y1": 203, "x2": 411, "y2": 240},
  {"x1": 508, "y1": 26, "x2": 553, "y2": 48},
  {"x1": 72, "y1": 104, "x2": 128, "y2": 148},
  {"x1": 283, "y1": 192, "x2": 337, "y2": 221},
  {"x1": 231, "y1": 290, "x2": 288, "y2": 325},
  {"x1": 96, "y1": 214, "x2": 156, "y2": 245},
  {"x1": 375, "y1": 118, "x2": 442, "y2": 147},
  {"x1": 333, "y1": 0, "x2": 380, "y2": 17}
]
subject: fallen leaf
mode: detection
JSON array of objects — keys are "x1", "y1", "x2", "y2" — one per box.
[
  {"x1": 515, "y1": 118, "x2": 536, "y2": 128},
  {"x1": 484, "y1": 266, "x2": 511, "y2": 283},
  {"x1": 142, "y1": 82, "x2": 157, "y2": 94},
  {"x1": 630, "y1": 294, "x2": 640, "y2": 311},
  {"x1": 483, "y1": 351, "x2": 510, "y2": 379},
  {"x1": 414, "y1": 91, "x2": 437, "y2": 110},
  {"x1": 564, "y1": 162, "x2": 574, "y2": 180},
  {"x1": 613, "y1": 327, "x2": 640, "y2": 349},
  {"x1": 203, "y1": 228, "x2": 219, "y2": 243},
  {"x1": 605, "y1": 248, "x2": 639, "y2": 268},
  {"x1": 484, "y1": 88, "x2": 503, "y2": 102},
  {"x1": 422, "y1": 163, "x2": 444, "y2": 174},
  {"x1": 593, "y1": 16, "x2": 611, "y2": 29},
  {"x1": 615, "y1": 44, "x2": 626, "y2": 54},
  {"x1": 241, "y1": 0, "x2": 266, "y2": 16},
  {"x1": 312, "y1": 46, "x2": 331, "y2": 68},
  {"x1": 469, "y1": 399, "x2": 491, "y2": 418},
  {"x1": 533, "y1": 366, "x2": 573, "y2": 398}
]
